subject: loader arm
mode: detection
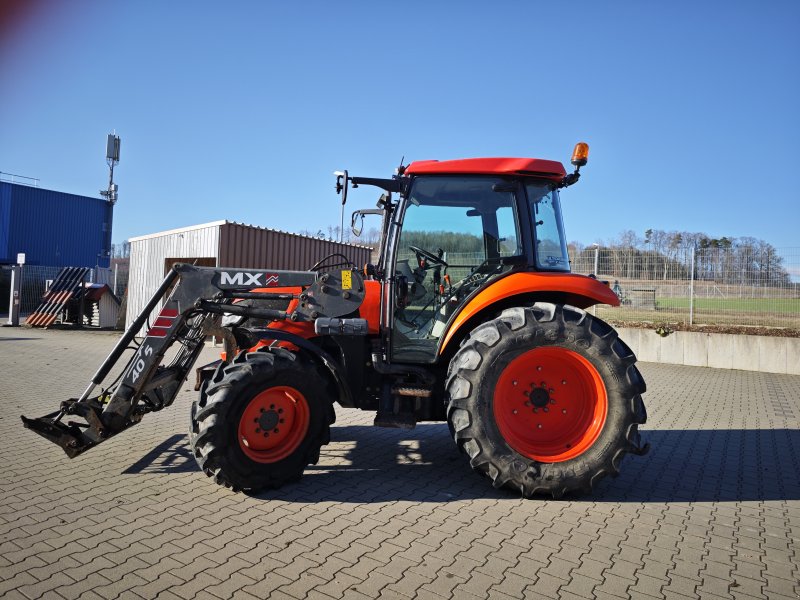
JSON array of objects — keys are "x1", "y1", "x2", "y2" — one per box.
[{"x1": 21, "y1": 262, "x2": 366, "y2": 457}]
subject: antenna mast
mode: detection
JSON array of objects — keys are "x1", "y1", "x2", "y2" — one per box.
[{"x1": 100, "y1": 133, "x2": 121, "y2": 267}]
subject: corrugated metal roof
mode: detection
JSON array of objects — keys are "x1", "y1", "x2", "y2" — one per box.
[
  {"x1": 224, "y1": 221, "x2": 373, "y2": 251},
  {"x1": 219, "y1": 222, "x2": 373, "y2": 271},
  {"x1": 128, "y1": 220, "x2": 228, "y2": 242},
  {"x1": 130, "y1": 219, "x2": 372, "y2": 250},
  {"x1": 0, "y1": 182, "x2": 110, "y2": 267}
]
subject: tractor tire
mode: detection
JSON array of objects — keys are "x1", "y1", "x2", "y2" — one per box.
[
  {"x1": 445, "y1": 303, "x2": 647, "y2": 498},
  {"x1": 189, "y1": 347, "x2": 335, "y2": 492}
]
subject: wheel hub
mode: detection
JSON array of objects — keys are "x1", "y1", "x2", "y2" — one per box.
[
  {"x1": 493, "y1": 347, "x2": 608, "y2": 463},
  {"x1": 238, "y1": 386, "x2": 310, "y2": 463},
  {"x1": 529, "y1": 387, "x2": 550, "y2": 408},
  {"x1": 258, "y1": 410, "x2": 280, "y2": 432}
]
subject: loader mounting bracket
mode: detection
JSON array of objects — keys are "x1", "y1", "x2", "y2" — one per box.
[
  {"x1": 21, "y1": 412, "x2": 86, "y2": 458},
  {"x1": 21, "y1": 396, "x2": 143, "y2": 458}
]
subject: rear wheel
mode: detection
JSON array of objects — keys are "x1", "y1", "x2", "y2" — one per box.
[
  {"x1": 189, "y1": 347, "x2": 335, "y2": 492},
  {"x1": 446, "y1": 303, "x2": 647, "y2": 498}
]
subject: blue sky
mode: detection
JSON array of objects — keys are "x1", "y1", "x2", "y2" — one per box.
[{"x1": 1, "y1": 1, "x2": 798, "y2": 250}]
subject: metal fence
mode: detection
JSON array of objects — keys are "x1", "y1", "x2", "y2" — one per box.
[
  {"x1": 108, "y1": 262, "x2": 130, "y2": 299},
  {"x1": 571, "y1": 246, "x2": 800, "y2": 329},
  {"x1": 4, "y1": 248, "x2": 798, "y2": 330},
  {"x1": 1, "y1": 264, "x2": 131, "y2": 319},
  {"x1": 407, "y1": 247, "x2": 799, "y2": 329}
]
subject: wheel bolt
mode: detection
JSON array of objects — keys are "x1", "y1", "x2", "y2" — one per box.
[
  {"x1": 254, "y1": 418, "x2": 258, "y2": 423},
  {"x1": 270, "y1": 404, "x2": 275, "y2": 409},
  {"x1": 255, "y1": 428, "x2": 261, "y2": 433},
  {"x1": 532, "y1": 408, "x2": 538, "y2": 413},
  {"x1": 264, "y1": 432, "x2": 269, "y2": 437},
  {"x1": 260, "y1": 408, "x2": 265, "y2": 413},
  {"x1": 278, "y1": 408, "x2": 284, "y2": 414},
  {"x1": 543, "y1": 408, "x2": 549, "y2": 413},
  {"x1": 562, "y1": 380, "x2": 567, "y2": 385},
  {"x1": 562, "y1": 409, "x2": 567, "y2": 414},
  {"x1": 537, "y1": 366, "x2": 542, "y2": 371},
  {"x1": 550, "y1": 399, "x2": 556, "y2": 404},
  {"x1": 537, "y1": 424, "x2": 543, "y2": 429},
  {"x1": 525, "y1": 401, "x2": 531, "y2": 407},
  {"x1": 513, "y1": 380, "x2": 518, "y2": 386},
  {"x1": 273, "y1": 428, "x2": 279, "y2": 434},
  {"x1": 512, "y1": 409, "x2": 518, "y2": 415}
]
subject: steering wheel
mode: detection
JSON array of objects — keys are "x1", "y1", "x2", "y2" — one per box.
[{"x1": 409, "y1": 245, "x2": 448, "y2": 268}]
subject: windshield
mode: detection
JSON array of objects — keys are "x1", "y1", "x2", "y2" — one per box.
[
  {"x1": 527, "y1": 183, "x2": 570, "y2": 271},
  {"x1": 402, "y1": 177, "x2": 521, "y2": 262}
]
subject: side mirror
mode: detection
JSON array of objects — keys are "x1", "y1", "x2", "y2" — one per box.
[
  {"x1": 350, "y1": 207, "x2": 386, "y2": 238},
  {"x1": 351, "y1": 211, "x2": 364, "y2": 237}
]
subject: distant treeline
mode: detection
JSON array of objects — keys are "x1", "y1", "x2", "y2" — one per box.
[
  {"x1": 400, "y1": 230, "x2": 484, "y2": 255},
  {"x1": 570, "y1": 229, "x2": 791, "y2": 286},
  {"x1": 297, "y1": 223, "x2": 791, "y2": 287},
  {"x1": 111, "y1": 240, "x2": 131, "y2": 258}
]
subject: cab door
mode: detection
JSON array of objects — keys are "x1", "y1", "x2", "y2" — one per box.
[{"x1": 390, "y1": 176, "x2": 523, "y2": 363}]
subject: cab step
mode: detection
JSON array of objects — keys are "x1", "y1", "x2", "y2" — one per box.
[
  {"x1": 374, "y1": 412, "x2": 417, "y2": 429},
  {"x1": 373, "y1": 385, "x2": 433, "y2": 429}
]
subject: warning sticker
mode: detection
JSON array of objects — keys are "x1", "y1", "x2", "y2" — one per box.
[{"x1": 341, "y1": 270, "x2": 352, "y2": 290}]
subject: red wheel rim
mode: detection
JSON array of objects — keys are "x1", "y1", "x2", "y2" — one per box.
[
  {"x1": 238, "y1": 386, "x2": 310, "y2": 463},
  {"x1": 493, "y1": 347, "x2": 608, "y2": 462}
]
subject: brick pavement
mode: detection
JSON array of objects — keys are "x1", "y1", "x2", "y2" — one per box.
[{"x1": 0, "y1": 326, "x2": 798, "y2": 599}]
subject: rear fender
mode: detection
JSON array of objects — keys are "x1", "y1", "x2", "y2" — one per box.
[{"x1": 439, "y1": 272, "x2": 618, "y2": 356}]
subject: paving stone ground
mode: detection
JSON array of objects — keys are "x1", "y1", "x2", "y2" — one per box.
[{"x1": 0, "y1": 326, "x2": 799, "y2": 600}]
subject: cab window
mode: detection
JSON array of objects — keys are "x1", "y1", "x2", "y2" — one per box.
[{"x1": 392, "y1": 176, "x2": 521, "y2": 362}]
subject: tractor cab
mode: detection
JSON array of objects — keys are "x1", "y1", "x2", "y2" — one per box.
[
  {"x1": 389, "y1": 168, "x2": 572, "y2": 362},
  {"x1": 344, "y1": 153, "x2": 583, "y2": 363}
]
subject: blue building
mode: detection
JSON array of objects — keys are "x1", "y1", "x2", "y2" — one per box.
[{"x1": 0, "y1": 181, "x2": 112, "y2": 268}]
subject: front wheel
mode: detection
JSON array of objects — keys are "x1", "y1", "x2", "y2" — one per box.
[
  {"x1": 446, "y1": 303, "x2": 647, "y2": 498},
  {"x1": 189, "y1": 347, "x2": 335, "y2": 492}
]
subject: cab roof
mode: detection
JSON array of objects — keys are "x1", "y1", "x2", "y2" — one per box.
[{"x1": 404, "y1": 157, "x2": 567, "y2": 182}]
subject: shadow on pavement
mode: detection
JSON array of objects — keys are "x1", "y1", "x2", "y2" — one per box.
[
  {"x1": 123, "y1": 434, "x2": 197, "y2": 474},
  {"x1": 125, "y1": 425, "x2": 800, "y2": 503}
]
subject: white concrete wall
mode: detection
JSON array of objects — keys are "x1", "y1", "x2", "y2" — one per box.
[{"x1": 618, "y1": 327, "x2": 800, "y2": 375}]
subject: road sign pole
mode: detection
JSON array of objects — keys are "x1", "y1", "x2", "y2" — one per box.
[{"x1": 7, "y1": 265, "x2": 21, "y2": 326}]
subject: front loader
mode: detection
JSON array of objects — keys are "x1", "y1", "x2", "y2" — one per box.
[{"x1": 23, "y1": 143, "x2": 648, "y2": 498}]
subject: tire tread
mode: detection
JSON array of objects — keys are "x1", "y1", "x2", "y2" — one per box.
[{"x1": 446, "y1": 303, "x2": 648, "y2": 498}]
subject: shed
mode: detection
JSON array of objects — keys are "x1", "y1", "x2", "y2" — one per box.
[
  {"x1": 127, "y1": 221, "x2": 373, "y2": 331},
  {"x1": 81, "y1": 283, "x2": 121, "y2": 328}
]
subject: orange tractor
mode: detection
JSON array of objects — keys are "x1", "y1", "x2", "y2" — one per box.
[{"x1": 23, "y1": 143, "x2": 648, "y2": 498}]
